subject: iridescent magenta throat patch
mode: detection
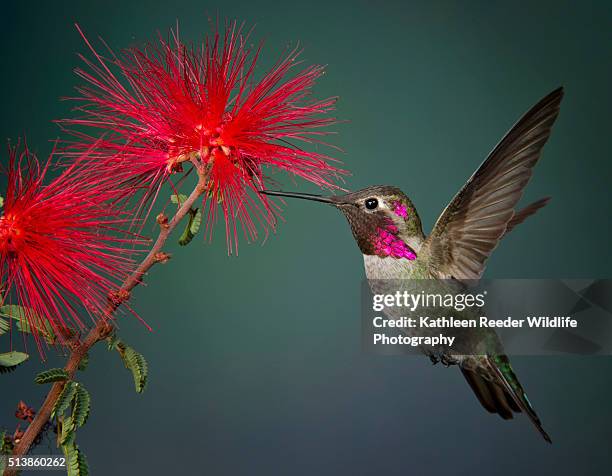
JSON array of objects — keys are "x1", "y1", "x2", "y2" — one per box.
[
  {"x1": 373, "y1": 222, "x2": 416, "y2": 260},
  {"x1": 392, "y1": 201, "x2": 408, "y2": 218}
]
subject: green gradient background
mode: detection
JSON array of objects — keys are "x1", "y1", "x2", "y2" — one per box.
[{"x1": 1, "y1": 1, "x2": 612, "y2": 474}]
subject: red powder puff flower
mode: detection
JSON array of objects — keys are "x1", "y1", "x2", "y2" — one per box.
[
  {"x1": 0, "y1": 143, "x2": 141, "y2": 350},
  {"x1": 60, "y1": 21, "x2": 347, "y2": 253}
]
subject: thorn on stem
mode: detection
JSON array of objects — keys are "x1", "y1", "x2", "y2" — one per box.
[
  {"x1": 99, "y1": 321, "x2": 114, "y2": 339},
  {"x1": 154, "y1": 251, "x2": 171, "y2": 264},
  {"x1": 156, "y1": 213, "x2": 169, "y2": 229},
  {"x1": 108, "y1": 289, "x2": 131, "y2": 307}
]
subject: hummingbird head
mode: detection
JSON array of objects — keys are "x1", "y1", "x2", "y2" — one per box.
[{"x1": 262, "y1": 185, "x2": 424, "y2": 261}]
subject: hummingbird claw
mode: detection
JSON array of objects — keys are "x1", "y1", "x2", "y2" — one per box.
[{"x1": 440, "y1": 355, "x2": 456, "y2": 367}]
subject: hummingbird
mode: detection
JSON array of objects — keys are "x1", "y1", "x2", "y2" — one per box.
[{"x1": 262, "y1": 87, "x2": 564, "y2": 443}]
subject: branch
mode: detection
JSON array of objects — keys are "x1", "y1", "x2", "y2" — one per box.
[{"x1": 4, "y1": 159, "x2": 208, "y2": 474}]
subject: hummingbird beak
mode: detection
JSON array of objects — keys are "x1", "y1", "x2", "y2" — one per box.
[{"x1": 259, "y1": 189, "x2": 340, "y2": 205}]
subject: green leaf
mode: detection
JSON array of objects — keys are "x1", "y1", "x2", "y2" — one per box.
[
  {"x1": 0, "y1": 305, "x2": 55, "y2": 343},
  {"x1": 0, "y1": 317, "x2": 9, "y2": 336},
  {"x1": 170, "y1": 193, "x2": 188, "y2": 205},
  {"x1": 178, "y1": 218, "x2": 194, "y2": 246},
  {"x1": 61, "y1": 431, "x2": 76, "y2": 451},
  {"x1": 0, "y1": 430, "x2": 9, "y2": 472},
  {"x1": 0, "y1": 351, "x2": 29, "y2": 367},
  {"x1": 59, "y1": 415, "x2": 75, "y2": 446},
  {"x1": 65, "y1": 445, "x2": 89, "y2": 476},
  {"x1": 77, "y1": 353, "x2": 89, "y2": 371},
  {"x1": 178, "y1": 208, "x2": 201, "y2": 246},
  {"x1": 0, "y1": 196, "x2": 4, "y2": 208},
  {"x1": 72, "y1": 385, "x2": 91, "y2": 428},
  {"x1": 106, "y1": 333, "x2": 120, "y2": 351},
  {"x1": 53, "y1": 381, "x2": 78, "y2": 418},
  {"x1": 0, "y1": 430, "x2": 7, "y2": 453},
  {"x1": 0, "y1": 363, "x2": 19, "y2": 375},
  {"x1": 74, "y1": 448, "x2": 89, "y2": 476},
  {"x1": 62, "y1": 441, "x2": 73, "y2": 461},
  {"x1": 122, "y1": 346, "x2": 148, "y2": 393},
  {"x1": 112, "y1": 339, "x2": 148, "y2": 392},
  {"x1": 190, "y1": 208, "x2": 202, "y2": 234},
  {"x1": 35, "y1": 368, "x2": 69, "y2": 384}
]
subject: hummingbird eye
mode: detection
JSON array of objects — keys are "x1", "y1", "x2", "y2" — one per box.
[{"x1": 364, "y1": 198, "x2": 379, "y2": 210}]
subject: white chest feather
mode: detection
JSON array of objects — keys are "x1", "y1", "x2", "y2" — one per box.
[{"x1": 363, "y1": 254, "x2": 417, "y2": 280}]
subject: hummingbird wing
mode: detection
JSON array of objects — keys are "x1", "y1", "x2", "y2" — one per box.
[
  {"x1": 504, "y1": 196, "x2": 551, "y2": 235},
  {"x1": 420, "y1": 88, "x2": 563, "y2": 282}
]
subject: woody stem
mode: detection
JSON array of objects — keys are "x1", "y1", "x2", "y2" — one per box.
[{"x1": 4, "y1": 159, "x2": 208, "y2": 475}]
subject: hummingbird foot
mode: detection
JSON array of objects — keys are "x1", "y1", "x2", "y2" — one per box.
[{"x1": 440, "y1": 354, "x2": 458, "y2": 367}]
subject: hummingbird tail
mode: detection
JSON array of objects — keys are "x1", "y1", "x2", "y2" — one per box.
[
  {"x1": 461, "y1": 367, "x2": 518, "y2": 420},
  {"x1": 485, "y1": 355, "x2": 552, "y2": 443},
  {"x1": 460, "y1": 356, "x2": 551, "y2": 443}
]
